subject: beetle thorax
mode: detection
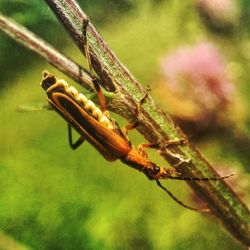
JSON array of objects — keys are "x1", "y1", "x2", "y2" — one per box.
[{"x1": 56, "y1": 79, "x2": 115, "y2": 130}]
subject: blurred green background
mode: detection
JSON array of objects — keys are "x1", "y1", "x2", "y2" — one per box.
[{"x1": 0, "y1": 0, "x2": 250, "y2": 249}]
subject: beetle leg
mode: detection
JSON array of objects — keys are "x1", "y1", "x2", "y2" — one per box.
[
  {"x1": 136, "y1": 143, "x2": 158, "y2": 157},
  {"x1": 122, "y1": 96, "x2": 146, "y2": 134},
  {"x1": 136, "y1": 139, "x2": 189, "y2": 162},
  {"x1": 156, "y1": 180, "x2": 210, "y2": 212},
  {"x1": 123, "y1": 88, "x2": 150, "y2": 135},
  {"x1": 68, "y1": 124, "x2": 85, "y2": 150},
  {"x1": 92, "y1": 78, "x2": 106, "y2": 112},
  {"x1": 136, "y1": 139, "x2": 190, "y2": 166},
  {"x1": 82, "y1": 19, "x2": 107, "y2": 112},
  {"x1": 123, "y1": 120, "x2": 140, "y2": 135},
  {"x1": 161, "y1": 138, "x2": 188, "y2": 148},
  {"x1": 138, "y1": 143, "x2": 159, "y2": 149},
  {"x1": 155, "y1": 138, "x2": 191, "y2": 167},
  {"x1": 137, "y1": 138, "x2": 188, "y2": 151}
]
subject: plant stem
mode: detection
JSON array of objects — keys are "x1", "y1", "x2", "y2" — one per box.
[{"x1": 0, "y1": 13, "x2": 93, "y2": 90}]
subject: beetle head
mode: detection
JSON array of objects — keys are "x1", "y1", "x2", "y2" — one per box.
[{"x1": 41, "y1": 71, "x2": 57, "y2": 91}]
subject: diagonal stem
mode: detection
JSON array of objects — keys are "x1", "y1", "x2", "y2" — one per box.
[{"x1": 0, "y1": 13, "x2": 93, "y2": 90}]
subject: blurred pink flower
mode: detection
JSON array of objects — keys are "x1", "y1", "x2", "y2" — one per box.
[
  {"x1": 161, "y1": 42, "x2": 234, "y2": 114},
  {"x1": 197, "y1": 0, "x2": 236, "y2": 14}
]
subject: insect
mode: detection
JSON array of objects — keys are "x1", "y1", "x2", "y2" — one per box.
[
  {"x1": 41, "y1": 71, "x2": 233, "y2": 212},
  {"x1": 40, "y1": 18, "x2": 233, "y2": 212}
]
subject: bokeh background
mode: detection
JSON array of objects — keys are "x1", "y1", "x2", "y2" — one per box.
[{"x1": 0, "y1": 0, "x2": 250, "y2": 249}]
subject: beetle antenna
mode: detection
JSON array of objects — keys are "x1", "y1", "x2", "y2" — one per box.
[
  {"x1": 156, "y1": 180, "x2": 210, "y2": 212},
  {"x1": 166, "y1": 173, "x2": 234, "y2": 181}
]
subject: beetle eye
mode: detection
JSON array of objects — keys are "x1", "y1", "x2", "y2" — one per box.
[
  {"x1": 143, "y1": 165, "x2": 161, "y2": 180},
  {"x1": 153, "y1": 166, "x2": 160, "y2": 173}
]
